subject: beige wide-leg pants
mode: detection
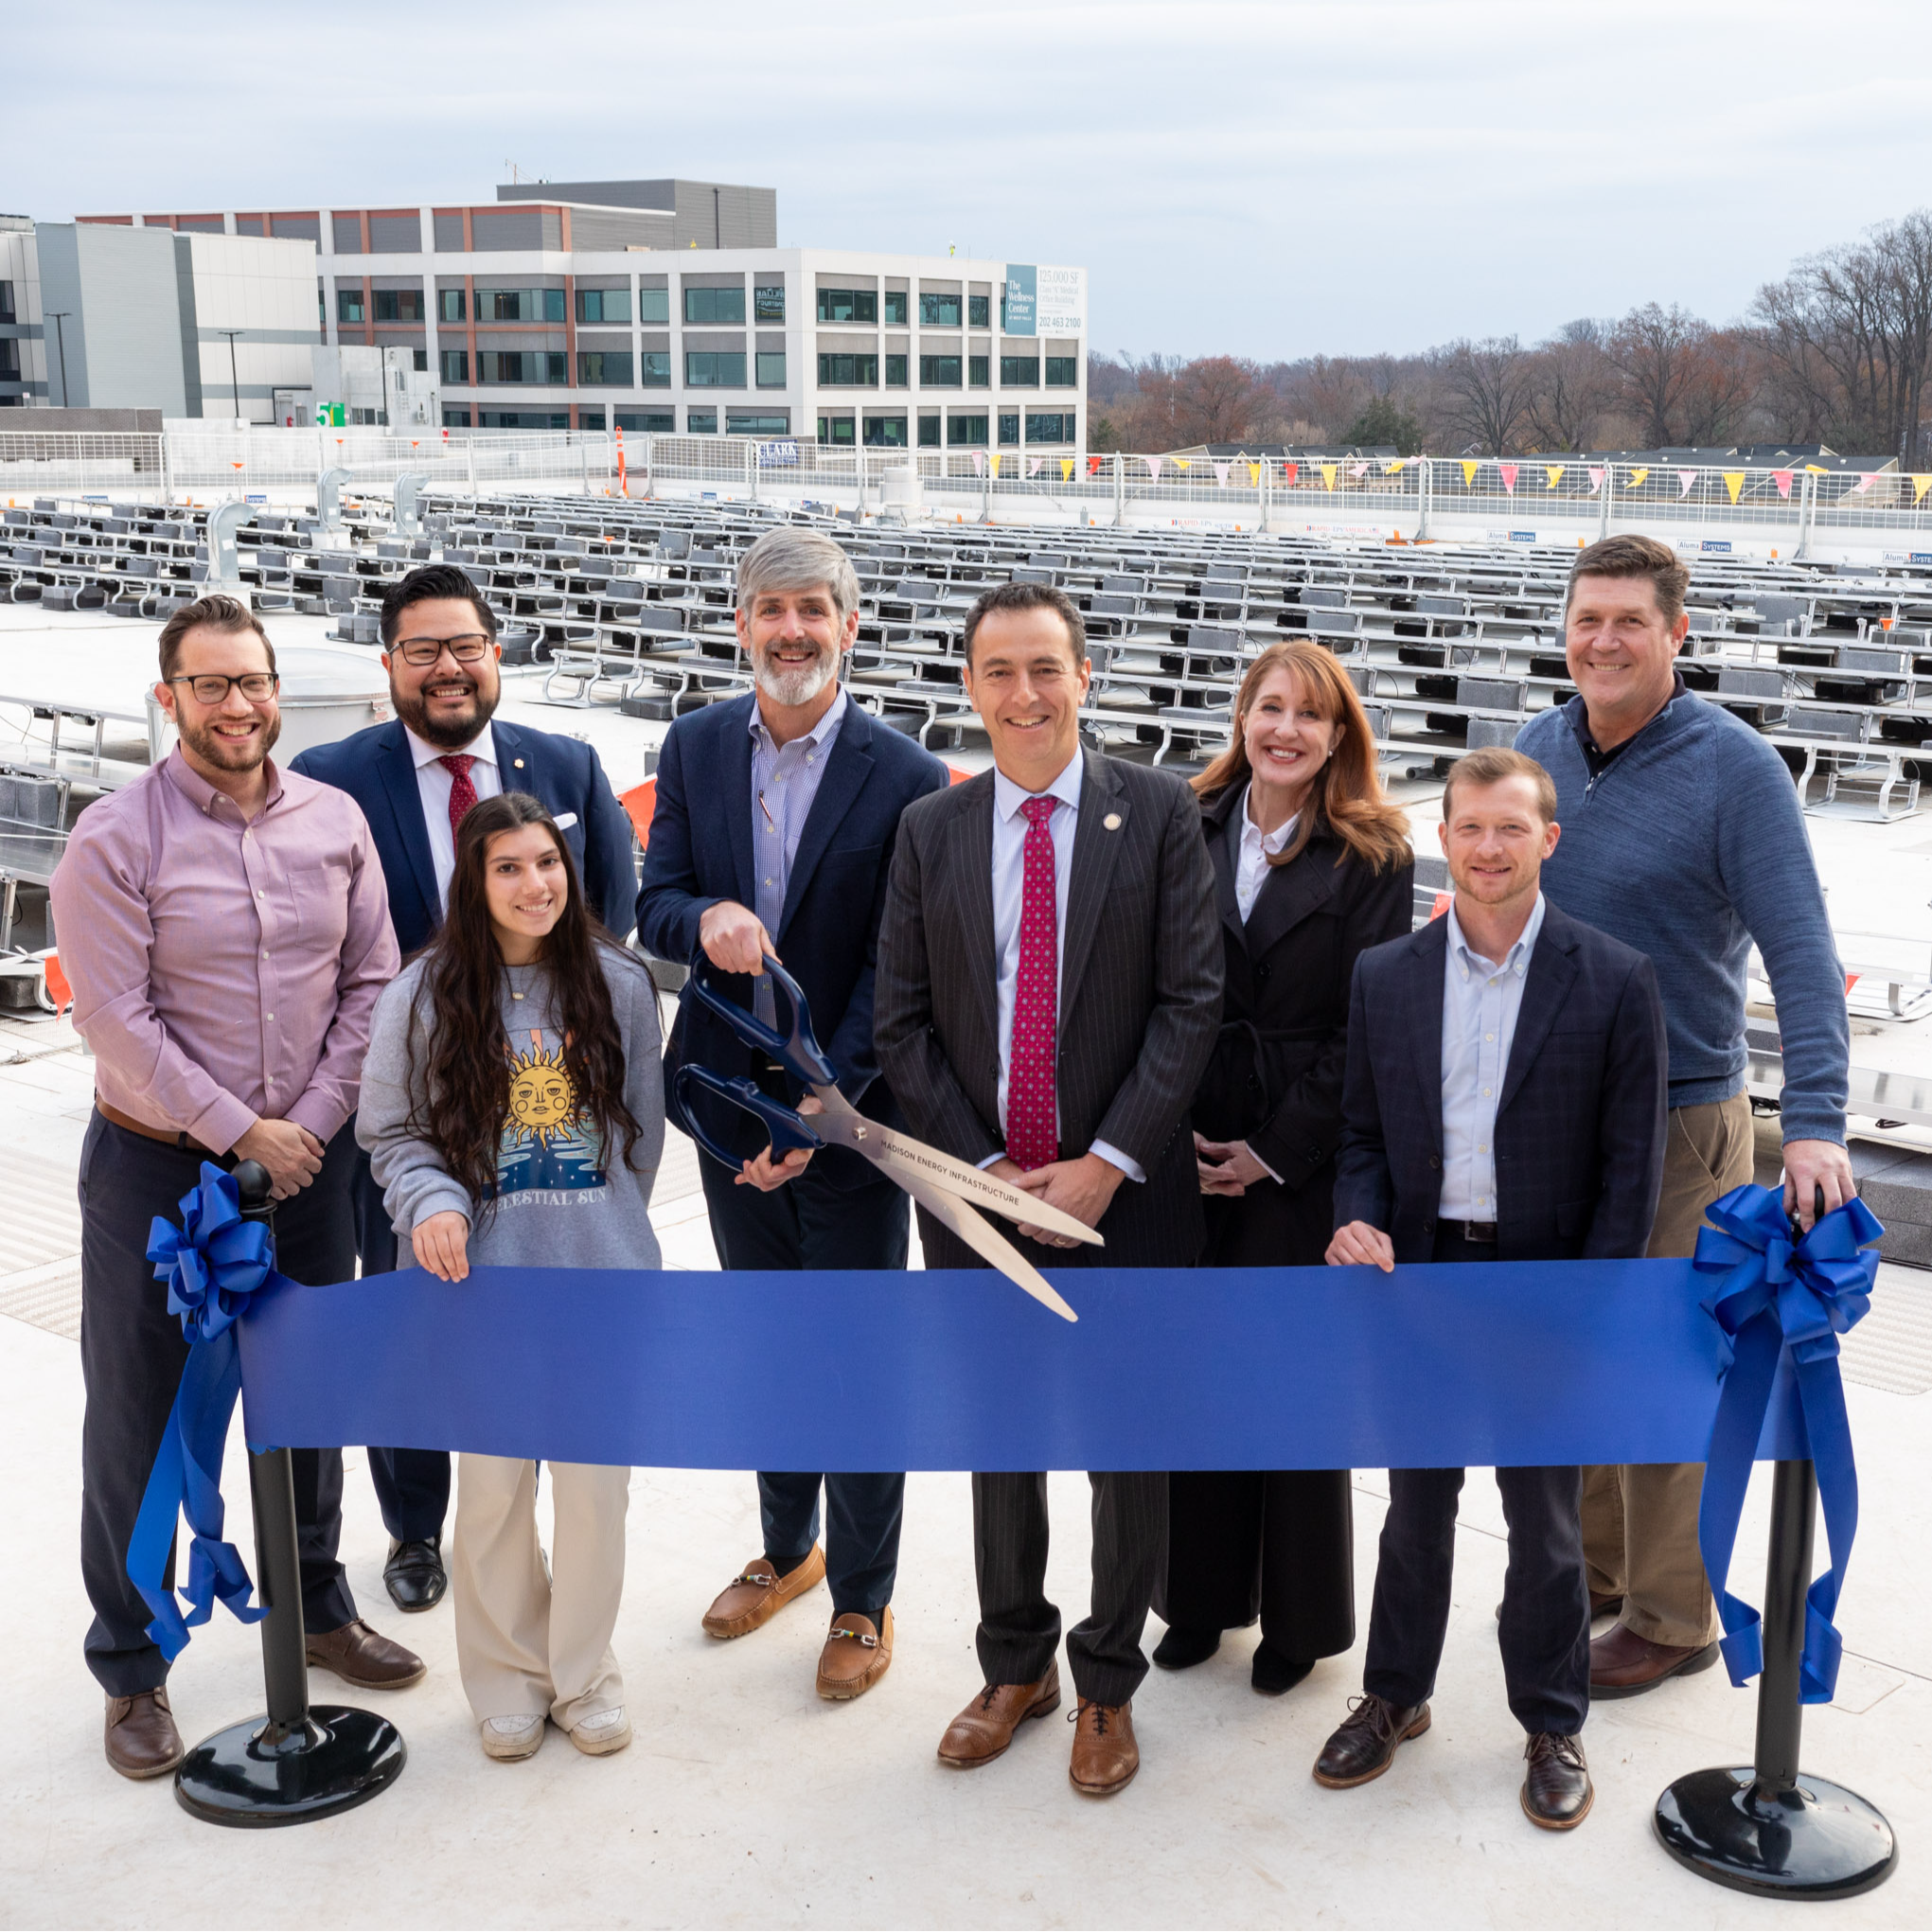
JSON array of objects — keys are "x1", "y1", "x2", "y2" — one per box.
[
  {"x1": 1583, "y1": 1092, "x2": 1754, "y2": 1648},
  {"x1": 452, "y1": 1453, "x2": 630, "y2": 1730}
]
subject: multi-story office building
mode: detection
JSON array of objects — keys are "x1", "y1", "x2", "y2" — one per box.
[{"x1": 80, "y1": 182, "x2": 1089, "y2": 452}]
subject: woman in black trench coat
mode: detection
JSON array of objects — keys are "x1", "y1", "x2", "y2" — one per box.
[{"x1": 1152, "y1": 638, "x2": 1414, "y2": 1694}]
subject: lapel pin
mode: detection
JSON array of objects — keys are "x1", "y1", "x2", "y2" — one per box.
[
  {"x1": 1104, "y1": 812, "x2": 1123, "y2": 831},
  {"x1": 514, "y1": 758, "x2": 524, "y2": 769}
]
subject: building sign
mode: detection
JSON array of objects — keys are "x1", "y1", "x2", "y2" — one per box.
[
  {"x1": 1001, "y1": 264, "x2": 1037, "y2": 336},
  {"x1": 758, "y1": 441, "x2": 799, "y2": 467},
  {"x1": 1037, "y1": 265, "x2": 1085, "y2": 336},
  {"x1": 1701, "y1": 539, "x2": 1732, "y2": 553}
]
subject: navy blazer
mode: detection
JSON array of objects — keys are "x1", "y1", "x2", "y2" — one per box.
[
  {"x1": 290, "y1": 717, "x2": 637, "y2": 954},
  {"x1": 636, "y1": 692, "x2": 948, "y2": 1186},
  {"x1": 1332, "y1": 898, "x2": 1668, "y2": 1264}
]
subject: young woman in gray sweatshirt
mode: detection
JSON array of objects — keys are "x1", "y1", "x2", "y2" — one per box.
[{"x1": 359, "y1": 792, "x2": 663, "y2": 1764}]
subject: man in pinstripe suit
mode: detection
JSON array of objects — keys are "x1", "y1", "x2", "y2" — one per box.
[{"x1": 876, "y1": 581, "x2": 1221, "y2": 1797}]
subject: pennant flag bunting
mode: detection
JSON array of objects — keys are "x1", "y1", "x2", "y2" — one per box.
[
  {"x1": 1461, "y1": 460, "x2": 1480, "y2": 487},
  {"x1": 1625, "y1": 467, "x2": 1649, "y2": 490},
  {"x1": 1587, "y1": 466, "x2": 1605, "y2": 494},
  {"x1": 1088, "y1": 455, "x2": 1103, "y2": 476},
  {"x1": 1773, "y1": 470, "x2": 1794, "y2": 500},
  {"x1": 1723, "y1": 470, "x2": 1745, "y2": 504},
  {"x1": 1545, "y1": 464, "x2": 1565, "y2": 488},
  {"x1": 1320, "y1": 463, "x2": 1338, "y2": 492},
  {"x1": 1027, "y1": 457, "x2": 1042, "y2": 477},
  {"x1": 1144, "y1": 455, "x2": 1162, "y2": 480},
  {"x1": 1678, "y1": 468, "x2": 1699, "y2": 497},
  {"x1": 988, "y1": 453, "x2": 1000, "y2": 477},
  {"x1": 1214, "y1": 462, "x2": 1232, "y2": 487},
  {"x1": 1174, "y1": 458, "x2": 1192, "y2": 471},
  {"x1": 1385, "y1": 458, "x2": 1407, "y2": 474},
  {"x1": 1283, "y1": 461, "x2": 1299, "y2": 484},
  {"x1": 1248, "y1": 462, "x2": 1261, "y2": 486},
  {"x1": 1347, "y1": 461, "x2": 1369, "y2": 481},
  {"x1": 1914, "y1": 474, "x2": 1932, "y2": 505},
  {"x1": 971, "y1": 452, "x2": 985, "y2": 476},
  {"x1": 1061, "y1": 458, "x2": 1075, "y2": 483},
  {"x1": 1498, "y1": 462, "x2": 1518, "y2": 494},
  {"x1": 1854, "y1": 472, "x2": 1876, "y2": 495}
]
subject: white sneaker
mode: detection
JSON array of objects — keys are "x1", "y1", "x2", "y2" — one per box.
[
  {"x1": 569, "y1": 1706, "x2": 632, "y2": 1756},
  {"x1": 481, "y1": 1713, "x2": 545, "y2": 1762}
]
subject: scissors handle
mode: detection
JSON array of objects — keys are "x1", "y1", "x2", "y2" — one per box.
[
  {"x1": 683, "y1": 945, "x2": 839, "y2": 1089},
  {"x1": 673, "y1": 1066, "x2": 823, "y2": 1170}
]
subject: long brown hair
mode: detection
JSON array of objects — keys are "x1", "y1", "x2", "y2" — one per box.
[
  {"x1": 1192, "y1": 639, "x2": 1411, "y2": 874},
  {"x1": 406, "y1": 791, "x2": 645, "y2": 1209}
]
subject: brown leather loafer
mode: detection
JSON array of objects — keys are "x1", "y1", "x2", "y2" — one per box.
[
  {"x1": 937, "y1": 1664, "x2": 1061, "y2": 1767},
  {"x1": 816, "y1": 1607, "x2": 893, "y2": 1700},
  {"x1": 1522, "y1": 1732, "x2": 1593, "y2": 1829},
  {"x1": 1312, "y1": 1693, "x2": 1431, "y2": 1788},
  {"x1": 1588, "y1": 1622, "x2": 1719, "y2": 1699},
  {"x1": 104, "y1": 1687, "x2": 184, "y2": 1780},
  {"x1": 701, "y1": 1546, "x2": 826, "y2": 1640},
  {"x1": 306, "y1": 1618, "x2": 427, "y2": 1689},
  {"x1": 1068, "y1": 1697, "x2": 1138, "y2": 1797}
]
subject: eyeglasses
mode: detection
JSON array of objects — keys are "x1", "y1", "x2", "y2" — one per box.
[
  {"x1": 393, "y1": 632, "x2": 493, "y2": 667},
  {"x1": 167, "y1": 672, "x2": 279, "y2": 705}
]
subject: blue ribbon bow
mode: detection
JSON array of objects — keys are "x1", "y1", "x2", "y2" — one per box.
[
  {"x1": 1693, "y1": 1182, "x2": 1881, "y2": 1704},
  {"x1": 125, "y1": 1164, "x2": 286, "y2": 1661}
]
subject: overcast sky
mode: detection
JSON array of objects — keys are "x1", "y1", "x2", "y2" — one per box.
[{"x1": 13, "y1": 1, "x2": 1932, "y2": 363}]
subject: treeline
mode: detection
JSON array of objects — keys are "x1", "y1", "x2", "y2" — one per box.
[{"x1": 1089, "y1": 209, "x2": 1932, "y2": 465}]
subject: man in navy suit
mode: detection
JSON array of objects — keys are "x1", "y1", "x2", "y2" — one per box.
[
  {"x1": 1314, "y1": 746, "x2": 1667, "y2": 1833},
  {"x1": 291, "y1": 561, "x2": 636, "y2": 1612},
  {"x1": 638, "y1": 527, "x2": 947, "y2": 1701}
]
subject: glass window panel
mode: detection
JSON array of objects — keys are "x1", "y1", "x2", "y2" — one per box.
[
  {"x1": 918, "y1": 355, "x2": 961, "y2": 387},
  {"x1": 576, "y1": 288, "x2": 630, "y2": 324},
  {"x1": 544, "y1": 351, "x2": 567, "y2": 383},
  {"x1": 919, "y1": 292, "x2": 961, "y2": 327},
  {"x1": 442, "y1": 407, "x2": 471, "y2": 427},
  {"x1": 640, "y1": 351, "x2": 671, "y2": 387},
  {"x1": 1000, "y1": 357, "x2": 1039, "y2": 387},
  {"x1": 948, "y1": 415, "x2": 988, "y2": 447},
  {"x1": 638, "y1": 287, "x2": 670, "y2": 325},
  {"x1": 577, "y1": 350, "x2": 633, "y2": 385},
  {"x1": 683, "y1": 286, "x2": 746, "y2": 324},
  {"x1": 1025, "y1": 412, "x2": 1074, "y2": 443},
  {"x1": 917, "y1": 416, "x2": 942, "y2": 448},
  {"x1": 439, "y1": 349, "x2": 469, "y2": 382},
  {"x1": 883, "y1": 291, "x2": 908, "y2": 326},
  {"x1": 1045, "y1": 356, "x2": 1078, "y2": 388},
  {"x1": 968, "y1": 294, "x2": 989, "y2": 328},
  {"x1": 999, "y1": 413, "x2": 1019, "y2": 446},
  {"x1": 437, "y1": 288, "x2": 466, "y2": 322},
  {"x1": 336, "y1": 290, "x2": 365, "y2": 323},
  {"x1": 755, "y1": 351, "x2": 787, "y2": 387},
  {"x1": 413, "y1": 347, "x2": 429, "y2": 372},
  {"x1": 968, "y1": 356, "x2": 989, "y2": 388},
  {"x1": 816, "y1": 354, "x2": 877, "y2": 387},
  {"x1": 685, "y1": 352, "x2": 747, "y2": 387},
  {"x1": 862, "y1": 417, "x2": 908, "y2": 448},
  {"x1": 753, "y1": 284, "x2": 786, "y2": 323},
  {"x1": 728, "y1": 412, "x2": 790, "y2": 434},
  {"x1": 615, "y1": 410, "x2": 675, "y2": 431},
  {"x1": 543, "y1": 289, "x2": 567, "y2": 323},
  {"x1": 687, "y1": 408, "x2": 718, "y2": 434},
  {"x1": 817, "y1": 416, "x2": 857, "y2": 446},
  {"x1": 884, "y1": 354, "x2": 908, "y2": 387}
]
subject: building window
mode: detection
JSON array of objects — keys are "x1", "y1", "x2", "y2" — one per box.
[
  {"x1": 969, "y1": 356, "x2": 989, "y2": 388},
  {"x1": 443, "y1": 407, "x2": 471, "y2": 427},
  {"x1": 755, "y1": 351, "x2": 787, "y2": 387},
  {"x1": 413, "y1": 347, "x2": 429, "y2": 372},
  {"x1": 687, "y1": 408, "x2": 718, "y2": 434},
  {"x1": 818, "y1": 416, "x2": 856, "y2": 446},
  {"x1": 919, "y1": 355, "x2": 962, "y2": 387},
  {"x1": 438, "y1": 288, "x2": 466, "y2": 322},
  {"x1": 862, "y1": 416, "x2": 908, "y2": 448},
  {"x1": 639, "y1": 287, "x2": 670, "y2": 325},
  {"x1": 685, "y1": 352, "x2": 747, "y2": 388},
  {"x1": 478, "y1": 288, "x2": 566, "y2": 323},
  {"x1": 815, "y1": 287, "x2": 877, "y2": 324},
  {"x1": 336, "y1": 290, "x2": 365, "y2": 324},
  {"x1": 999, "y1": 413, "x2": 1019, "y2": 446},
  {"x1": 753, "y1": 284, "x2": 786, "y2": 323},
  {"x1": 577, "y1": 350, "x2": 634, "y2": 385},
  {"x1": 917, "y1": 416, "x2": 942, "y2": 448},
  {"x1": 350, "y1": 407, "x2": 382, "y2": 426},
  {"x1": 318, "y1": 285, "x2": 327, "y2": 328},
  {"x1": 883, "y1": 291, "x2": 908, "y2": 326},
  {"x1": 968, "y1": 293, "x2": 990, "y2": 328},
  {"x1": 483, "y1": 350, "x2": 523, "y2": 383},
  {"x1": 728, "y1": 411, "x2": 790, "y2": 435},
  {"x1": 0, "y1": 341, "x2": 18, "y2": 381},
  {"x1": 683, "y1": 285, "x2": 745, "y2": 325},
  {"x1": 1001, "y1": 356, "x2": 1039, "y2": 387},
  {"x1": 641, "y1": 351, "x2": 671, "y2": 387},
  {"x1": 576, "y1": 287, "x2": 631, "y2": 324},
  {"x1": 884, "y1": 354, "x2": 908, "y2": 387},
  {"x1": 440, "y1": 349, "x2": 470, "y2": 383},
  {"x1": 1046, "y1": 356, "x2": 1078, "y2": 387},
  {"x1": 615, "y1": 410, "x2": 675, "y2": 432},
  {"x1": 545, "y1": 351, "x2": 567, "y2": 383},
  {"x1": 919, "y1": 292, "x2": 961, "y2": 327},
  {"x1": 0, "y1": 281, "x2": 15, "y2": 324},
  {"x1": 478, "y1": 349, "x2": 566, "y2": 384},
  {"x1": 948, "y1": 415, "x2": 989, "y2": 447},
  {"x1": 373, "y1": 289, "x2": 424, "y2": 324},
  {"x1": 817, "y1": 353, "x2": 877, "y2": 387},
  {"x1": 481, "y1": 410, "x2": 570, "y2": 429},
  {"x1": 1025, "y1": 412, "x2": 1075, "y2": 443}
]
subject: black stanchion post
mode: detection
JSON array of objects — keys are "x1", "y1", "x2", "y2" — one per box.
[{"x1": 173, "y1": 1161, "x2": 406, "y2": 1827}]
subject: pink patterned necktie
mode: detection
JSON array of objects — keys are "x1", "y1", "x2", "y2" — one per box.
[
  {"x1": 438, "y1": 753, "x2": 478, "y2": 841},
  {"x1": 1005, "y1": 793, "x2": 1060, "y2": 1171}
]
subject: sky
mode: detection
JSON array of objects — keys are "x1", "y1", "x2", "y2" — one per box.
[{"x1": 12, "y1": 0, "x2": 1932, "y2": 364}]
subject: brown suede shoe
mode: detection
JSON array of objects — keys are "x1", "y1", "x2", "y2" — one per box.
[
  {"x1": 936, "y1": 1664, "x2": 1061, "y2": 1767},
  {"x1": 1588, "y1": 1622, "x2": 1719, "y2": 1699},
  {"x1": 1312, "y1": 1693, "x2": 1431, "y2": 1788},
  {"x1": 1068, "y1": 1697, "x2": 1139, "y2": 1797},
  {"x1": 1522, "y1": 1732, "x2": 1593, "y2": 1829},
  {"x1": 305, "y1": 1618, "x2": 427, "y2": 1689},
  {"x1": 104, "y1": 1687, "x2": 184, "y2": 1780},
  {"x1": 816, "y1": 1608, "x2": 894, "y2": 1701},
  {"x1": 701, "y1": 1546, "x2": 826, "y2": 1640}
]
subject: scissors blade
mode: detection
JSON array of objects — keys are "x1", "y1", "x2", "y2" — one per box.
[
  {"x1": 808, "y1": 1090, "x2": 1104, "y2": 1248},
  {"x1": 899, "y1": 1171, "x2": 1079, "y2": 1323}
]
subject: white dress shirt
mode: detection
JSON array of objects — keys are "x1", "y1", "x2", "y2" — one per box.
[
  {"x1": 408, "y1": 723, "x2": 504, "y2": 909},
  {"x1": 984, "y1": 752, "x2": 1143, "y2": 1182},
  {"x1": 1439, "y1": 893, "x2": 1547, "y2": 1221},
  {"x1": 747, "y1": 687, "x2": 846, "y2": 1022},
  {"x1": 1234, "y1": 784, "x2": 1299, "y2": 923}
]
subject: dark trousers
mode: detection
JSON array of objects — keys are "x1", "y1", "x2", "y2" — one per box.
[
  {"x1": 1360, "y1": 1229, "x2": 1590, "y2": 1737},
  {"x1": 700, "y1": 1154, "x2": 908, "y2": 1619},
  {"x1": 352, "y1": 1136, "x2": 451, "y2": 1545},
  {"x1": 80, "y1": 1113, "x2": 362, "y2": 1696}
]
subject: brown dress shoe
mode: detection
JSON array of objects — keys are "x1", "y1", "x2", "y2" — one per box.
[
  {"x1": 936, "y1": 1664, "x2": 1061, "y2": 1767},
  {"x1": 816, "y1": 1607, "x2": 893, "y2": 1700},
  {"x1": 1522, "y1": 1732, "x2": 1593, "y2": 1829},
  {"x1": 1588, "y1": 1622, "x2": 1718, "y2": 1699},
  {"x1": 306, "y1": 1618, "x2": 427, "y2": 1689},
  {"x1": 104, "y1": 1687, "x2": 184, "y2": 1780},
  {"x1": 701, "y1": 1546, "x2": 826, "y2": 1640},
  {"x1": 1312, "y1": 1693, "x2": 1431, "y2": 1788},
  {"x1": 1068, "y1": 1697, "x2": 1138, "y2": 1797}
]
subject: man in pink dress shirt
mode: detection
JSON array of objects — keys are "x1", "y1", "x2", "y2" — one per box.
[{"x1": 50, "y1": 594, "x2": 425, "y2": 1781}]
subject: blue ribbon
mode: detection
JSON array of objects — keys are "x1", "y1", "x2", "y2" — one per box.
[
  {"x1": 1693, "y1": 1182, "x2": 1882, "y2": 1705},
  {"x1": 124, "y1": 1163, "x2": 285, "y2": 1661}
]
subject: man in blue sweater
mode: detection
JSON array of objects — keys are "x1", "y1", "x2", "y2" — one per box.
[{"x1": 1515, "y1": 534, "x2": 1851, "y2": 1698}]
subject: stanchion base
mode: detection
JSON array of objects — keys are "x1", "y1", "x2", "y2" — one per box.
[
  {"x1": 174, "y1": 1706, "x2": 405, "y2": 1828},
  {"x1": 1656, "y1": 1766, "x2": 1897, "y2": 1899}
]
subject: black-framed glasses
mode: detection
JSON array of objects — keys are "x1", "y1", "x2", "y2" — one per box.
[
  {"x1": 167, "y1": 672, "x2": 279, "y2": 705},
  {"x1": 393, "y1": 632, "x2": 493, "y2": 668}
]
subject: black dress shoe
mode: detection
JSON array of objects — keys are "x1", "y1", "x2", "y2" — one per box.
[
  {"x1": 1312, "y1": 1693, "x2": 1430, "y2": 1787},
  {"x1": 384, "y1": 1534, "x2": 447, "y2": 1613},
  {"x1": 1521, "y1": 1732, "x2": 1593, "y2": 1829},
  {"x1": 1152, "y1": 1623, "x2": 1221, "y2": 1671},
  {"x1": 1250, "y1": 1643, "x2": 1314, "y2": 1696}
]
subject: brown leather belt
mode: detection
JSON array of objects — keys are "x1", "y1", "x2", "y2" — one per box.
[{"x1": 97, "y1": 1100, "x2": 216, "y2": 1157}]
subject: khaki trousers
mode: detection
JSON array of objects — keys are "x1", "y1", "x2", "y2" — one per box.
[
  {"x1": 452, "y1": 1453, "x2": 630, "y2": 1730},
  {"x1": 1583, "y1": 1092, "x2": 1754, "y2": 1648}
]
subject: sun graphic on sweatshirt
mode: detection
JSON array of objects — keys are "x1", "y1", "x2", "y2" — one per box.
[{"x1": 505, "y1": 1039, "x2": 579, "y2": 1147}]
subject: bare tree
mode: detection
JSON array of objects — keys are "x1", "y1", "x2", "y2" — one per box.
[
  {"x1": 1606, "y1": 303, "x2": 1711, "y2": 448},
  {"x1": 1430, "y1": 336, "x2": 1538, "y2": 454},
  {"x1": 1524, "y1": 319, "x2": 1618, "y2": 452}
]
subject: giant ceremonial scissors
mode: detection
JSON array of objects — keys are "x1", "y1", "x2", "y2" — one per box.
[{"x1": 673, "y1": 949, "x2": 1091, "y2": 1320}]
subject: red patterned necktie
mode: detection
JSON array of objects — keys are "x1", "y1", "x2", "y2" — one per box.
[
  {"x1": 1005, "y1": 794, "x2": 1060, "y2": 1171},
  {"x1": 438, "y1": 753, "x2": 478, "y2": 840}
]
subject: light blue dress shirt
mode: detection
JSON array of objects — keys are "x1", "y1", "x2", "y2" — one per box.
[
  {"x1": 1438, "y1": 893, "x2": 1547, "y2": 1221},
  {"x1": 748, "y1": 685, "x2": 847, "y2": 1023}
]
